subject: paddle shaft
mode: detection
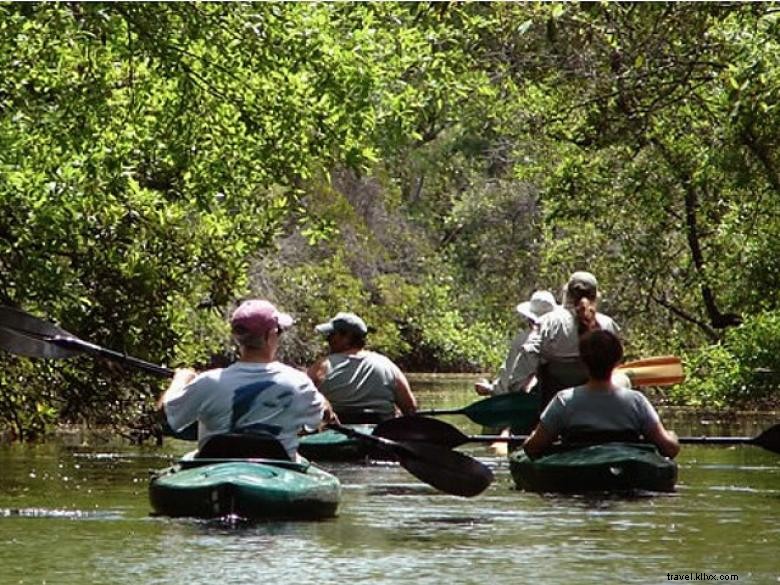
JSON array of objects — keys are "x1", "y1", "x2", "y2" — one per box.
[
  {"x1": 407, "y1": 433, "x2": 776, "y2": 451},
  {"x1": 48, "y1": 336, "x2": 174, "y2": 378}
]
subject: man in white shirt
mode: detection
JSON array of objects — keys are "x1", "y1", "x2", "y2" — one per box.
[
  {"x1": 158, "y1": 299, "x2": 333, "y2": 459},
  {"x1": 475, "y1": 290, "x2": 557, "y2": 396}
]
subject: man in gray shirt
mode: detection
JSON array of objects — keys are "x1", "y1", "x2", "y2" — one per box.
[{"x1": 307, "y1": 312, "x2": 417, "y2": 422}]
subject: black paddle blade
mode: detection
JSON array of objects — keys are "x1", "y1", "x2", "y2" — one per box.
[
  {"x1": 0, "y1": 326, "x2": 80, "y2": 359},
  {"x1": 374, "y1": 416, "x2": 469, "y2": 449},
  {"x1": 330, "y1": 424, "x2": 494, "y2": 497},
  {"x1": 753, "y1": 424, "x2": 780, "y2": 455},
  {"x1": 0, "y1": 306, "x2": 75, "y2": 338},
  {"x1": 394, "y1": 441, "x2": 494, "y2": 498}
]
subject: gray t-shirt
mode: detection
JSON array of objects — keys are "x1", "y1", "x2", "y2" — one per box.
[
  {"x1": 163, "y1": 361, "x2": 325, "y2": 458},
  {"x1": 319, "y1": 351, "x2": 400, "y2": 418},
  {"x1": 540, "y1": 384, "x2": 660, "y2": 440}
]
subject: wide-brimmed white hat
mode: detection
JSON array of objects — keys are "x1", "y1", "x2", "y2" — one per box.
[{"x1": 516, "y1": 290, "x2": 557, "y2": 323}]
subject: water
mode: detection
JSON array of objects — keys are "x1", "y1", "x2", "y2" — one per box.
[{"x1": 0, "y1": 380, "x2": 778, "y2": 585}]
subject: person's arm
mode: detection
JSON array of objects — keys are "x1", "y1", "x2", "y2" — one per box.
[
  {"x1": 522, "y1": 423, "x2": 556, "y2": 459},
  {"x1": 523, "y1": 388, "x2": 567, "y2": 458},
  {"x1": 476, "y1": 330, "x2": 540, "y2": 396},
  {"x1": 644, "y1": 421, "x2": 680, "y2": 459},
  {"x1": 306, "y1": 357, "x2": 329, "y2": 388},
  {"x1": 156, "y1": 368, "x2": 197, "y2": 411},
  {"x1": 392, "y1": 369, "x2": 417, "y2": 415}
]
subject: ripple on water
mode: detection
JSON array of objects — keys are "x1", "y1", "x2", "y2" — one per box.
[{"x1": 0, "y1": 507, "x2": 123, "y2": 520}]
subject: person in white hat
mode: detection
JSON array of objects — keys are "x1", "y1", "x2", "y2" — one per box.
[
  {"x1": 475, "y1": 290, "x2": 558, "y2": 396},
  {"x1": 495, "y1": 271, "x2": 621, "y2": 409},
  {"x1": 307, "y1": 312, "x2": 417, "y2": 422},
  {"x1": 157, "y1": 299, "x2": 334, "y2": 460}
]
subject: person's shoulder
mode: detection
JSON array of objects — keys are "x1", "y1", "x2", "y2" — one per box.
[
  {"x1": 537, "y1": 306, "x2": 570, "y2": 330},
  {"x1": 361, "y1": 350, "x2": 396, "y2": 367},
  {"x1": 595, "y1": 312, "x2": 619, "y2": 331},
  {"x1": 268, "y1": 362, "x2": 313, "y2": 385},
  {"x1": 615, "y1": 386, "x2": 649, "y2": 403},
  {"x1": 556, "y1": 386, "x2": 579, "y2": 403},
  {"x1": 190, "y1": 367, "x2": 224, "y2": 385}
]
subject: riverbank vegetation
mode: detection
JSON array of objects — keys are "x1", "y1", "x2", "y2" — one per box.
[{"x1": 1, "y1": 3, "x2": 778, "y2": 439}]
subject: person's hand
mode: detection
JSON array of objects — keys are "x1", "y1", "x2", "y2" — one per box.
[
  {"x1": 172, "y1": 368, "x2": 197, "y2": 385},
  {"x1": 475, "y1": 379, "x2": 493, "y2": 396},
  {"x1": 322, "y1": 402, "x2": 340, "y2": 426}
]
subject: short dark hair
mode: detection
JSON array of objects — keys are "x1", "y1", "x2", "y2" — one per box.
[
  {"x1": 578, "y1": 330, "x2": 623, "y2": 381},
  {"x1": 338, "y1": 329, "x2": 366, "y2": 349}
]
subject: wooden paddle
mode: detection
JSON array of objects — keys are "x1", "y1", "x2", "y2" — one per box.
[
  {"x1": 0, "y1": 305, "x2": 495, "y2": 497},
  {"x1": 373, "y1": 416, "x2": 780, "y2": 455},
  {"x1": 616, "y1": 355, "x2": 684, "y2": 387}
]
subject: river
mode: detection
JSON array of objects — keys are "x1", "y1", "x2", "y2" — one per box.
[{"x1": 0, "y1": 379, "x2": 777, "y2": 585}]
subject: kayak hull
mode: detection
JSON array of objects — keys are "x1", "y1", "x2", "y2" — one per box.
[
  {"x1": 298, "y1": 425, "x2": 388, "y2": 462},
  {"x1": 149, "y1": 460, "x2": 341, "y2": 520},
  {"x1": 509, "y1": 443, "x2": 677, "y2": 494}
]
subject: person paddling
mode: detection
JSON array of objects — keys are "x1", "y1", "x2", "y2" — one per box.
[
  {"x1": 157, "y1": 299, "x2": 335, "y2": 460},
  {"x1": 307, "y1": 312, "x2": 417, "y2": 422},
  {"x1": 475, "y1": 290, "x2": 557, "y2": 396},
  {"x1": 523, "y1": 329, "x2": 679, "y2": 459},
  {"x1": 482, "y1": 271, "x2": 621, "y2": 409}
]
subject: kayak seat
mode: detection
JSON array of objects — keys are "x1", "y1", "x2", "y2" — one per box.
[{"x1": 195, "y1": 433, "x2": 291, "y2": 461}]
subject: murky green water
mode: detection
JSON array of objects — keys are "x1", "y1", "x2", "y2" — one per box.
[{"x1": 1, "y1": 380, "x2": 778, "y2": 585}]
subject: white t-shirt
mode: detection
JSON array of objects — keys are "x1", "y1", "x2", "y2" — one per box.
[{"x1": 163, "y1": 361, "x2": 326, "y2": 458}]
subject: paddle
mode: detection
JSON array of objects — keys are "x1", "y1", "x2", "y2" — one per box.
[
  {"x1": 616, "y1": 355, "x2": 684, "y2": 387},
  {"x1": 415, "y1": 355, "x2": 684, "y2": 429},
  {"x1": 373, "y1": 416, "x2": 780, "y2": 455},
  {"x1": 329, "y1": 423, "x2": 494, "y2": 497},
  {"x1": 415, "y1": 391, "x2": 540, "y2": 428},
  {"x1": 0, "y1": 306, "x2": 174, "y2": 377},
  {"x1": 0, "y1": 306, "x2": 495, "y2": 496}
]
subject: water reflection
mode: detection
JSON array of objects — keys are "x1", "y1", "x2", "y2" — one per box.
[{"x1": 0, "y1": 378, "x2": 777, "y2": 585}]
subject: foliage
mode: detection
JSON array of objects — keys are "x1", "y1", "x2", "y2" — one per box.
[
  {"x1": 672, "y1": 312, "x2": 780, "y2": 408},
  {"x1": 1, "y1": 3, "x2": 780, "y2": 438}
]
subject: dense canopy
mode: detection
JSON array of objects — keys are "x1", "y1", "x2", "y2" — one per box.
[{"x1": 1, "y1": 3, "x2": 778, "y2": 438}]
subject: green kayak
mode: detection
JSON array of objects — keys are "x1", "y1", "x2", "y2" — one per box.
[
  {"x1": 298, "y1": 425, "x2": 377, "y2": 462},
  {"x1": 509, "y1": 442, "x2": 677, "y2": 494},
  {"x1": 150, "y1": 434, "x2": 341, "y2": 520}
]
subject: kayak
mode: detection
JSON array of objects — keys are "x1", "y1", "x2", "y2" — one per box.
[
  {"x1": 149, "y1": 434, "x2": 341, "y2": 520},
  {"x1": 509, "y1": 442, "x2": 677, "y2": 494},
  {"x1": 298, "y1": 424, "x2": 378, "y2": 462},
  {"x1": 149, "y1": 455, "x2": 341, "y2": 520}
]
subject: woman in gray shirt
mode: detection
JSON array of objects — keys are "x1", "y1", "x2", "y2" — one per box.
[{"x1": 523, "y1": 330, "x2": 679, "y2": 459}]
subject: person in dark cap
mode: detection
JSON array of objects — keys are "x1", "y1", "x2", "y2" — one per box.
[
  {"x1": 307, "y1": 312, "x2": 417, "y2": 422},
  {"x1": 481, "y1": 271, "x2": 621, "y2": 411},
  {"x1": 157, "y1": 299, "x2": 334, "y2": 459}
]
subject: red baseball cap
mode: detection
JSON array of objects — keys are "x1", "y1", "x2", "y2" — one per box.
[{"x1": 230, "y1": 300, "x2": 294, "y2": 336}]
